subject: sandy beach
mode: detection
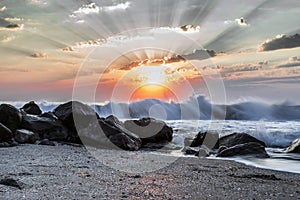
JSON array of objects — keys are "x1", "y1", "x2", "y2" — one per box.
[{"x1": 1, "y1": 144, "x2": 299, "y2": 200}]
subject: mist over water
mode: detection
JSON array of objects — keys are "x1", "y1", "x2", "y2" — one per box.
[{"x1": 93, "y1": 96, "x2": 300, "y2": 121}]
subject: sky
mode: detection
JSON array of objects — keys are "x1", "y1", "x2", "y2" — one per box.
[{"x1": 0, "y1": 0, "x2": 300, "y2": 104}]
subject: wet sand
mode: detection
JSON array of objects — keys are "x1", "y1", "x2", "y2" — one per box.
[{"x1": 0, "y1": 144, "x2": 299, "y2": 199}]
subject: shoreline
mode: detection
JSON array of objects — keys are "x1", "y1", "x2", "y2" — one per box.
[{"x1": 1, "y1": 144, "x2": 299, "y2": 199}]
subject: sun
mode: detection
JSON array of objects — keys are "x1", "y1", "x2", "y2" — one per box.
[
  {"x1": 128, "y1": 65, "x2": 178, "y2": 101},
  {"x1": 130, "y1": 84, "x2": 178, "y2": 102}
]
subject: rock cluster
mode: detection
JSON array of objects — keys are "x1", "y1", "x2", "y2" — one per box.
[
  {"x1": 185, "y1": 132, "x2": 269, "y2": 158},
  {"x1": 0, "y1": 101, "x2": 173, "y2": 151}
]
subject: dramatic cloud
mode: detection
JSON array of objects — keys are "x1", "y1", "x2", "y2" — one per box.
[
  {"x1": 119, "y1": 56, "x2": 186, "y2": 71},
  {"x1": 181, "y1": 49, "x2": 216, "y2": 60},
  {"x1": 258, "y1": 34, "x2": 300, "y2": 52},
  {"x1": 30, "y1": 52, "x2": 48, "y2": 58},
  {"x1": 151, "y1": 25, "x2": 201, "y2": 34},
  {"x1": 224, "y1": 17, "x2": 249, "y2": 26},
  {"x1": 71, "y1": 2, "x2": 131, "y2": 17},
  {"x1": 273, "y1": 57, "x2": 300, "y2": 69}
]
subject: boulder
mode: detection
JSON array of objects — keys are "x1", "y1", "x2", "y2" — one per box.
[
  {"x1": 0, "y1": 123, "x2": 13, "y2": 142},
  {"x1": 184, "y1": 146, "x2": 210, "y2": 157},
  {"x1": 0, "y1": 104, "x2": 22, "y2": 132},
  {"x1": 285, "y1": 138, "x2": 300, "y2": 153},
  {"x1": 219, "y1": 133, "x2": 266, "y2": 148},
  {"x1": 21, "y1": 114, "x2": 68, "y2": 141},
  {"x1": 124, "y1": 118, "x2": 173, "y2": 145},
  {"x1": 190, "y1": 131, "x2": 219, "y2": 149},
  {"x1": 216, "y1": 142, "x2": 269, "y2": 158},
  {"x1": 79, "y1": 118, "x2": 142, "y2": 151},
  {"x1": 14, "y1": 129, "x2": 36, "y2": 144},
  {"x1": 21, "y1": 101, "x2": 42, "y2": 115},
  {"x1": 100, "y1": 118, "x2": 142, "y2": 151},
  {"x1": 53, "y1": 101, "x2": 99, "y2": 142}
]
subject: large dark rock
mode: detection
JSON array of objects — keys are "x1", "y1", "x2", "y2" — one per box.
[
  {"x1": 15, "y1": 129, "x2": 36, "y2": 144},
  {"x1": 79, "y1": 118, "x2": 142, "y2": 151},
  {"x1": 216, "y1": 142, "x2": 269, "y2": 158},
  {"x1": 21, "y1": 114, "x2": 68, "y2": 141},
  {"x1": 219, "y1": 133, "x2": 266, "y2": 148},
  {"x1": 101, "y1": 116, "x2": 141, "y2": 150},
  {"x1": 21, "y1": 101, "x2": 42, "y2": 115},
  {"x1": 0, "y1": 123, "x2": 13, "y2": 142},
  {"x1": 124, "y1": 118, "x2": 173, "y2": 145},
  {"x1": 190, "y1": 131, "x2": 219, "y2": 149},
  {"x1": 53, "y1": 101, "x2": 99, "y2": 142},
  {"x1": 0, "y1": 104, "x2": 22, "y2": 132},
  {"x1": 285, "y1": 138, "x2": 300, "y2": 153}
]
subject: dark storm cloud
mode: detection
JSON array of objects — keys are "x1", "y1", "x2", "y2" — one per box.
[{"x1": 258, "y1": 34, "x2": 300, "y2": 52}]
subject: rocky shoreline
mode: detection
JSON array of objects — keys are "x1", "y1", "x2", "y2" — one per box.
[
  {"x1": 1, "y1": 101, "x2": 300, "y2": 199},
  {"x1": 1, "y1": 101, "x2": 299, "y2": 157}
]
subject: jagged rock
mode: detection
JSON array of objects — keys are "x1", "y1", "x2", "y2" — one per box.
[
  {"x1": 78, "y1": 117, "x2": 142, "y2": 151},
  {"x1": 15, "y1": 129, "x2": 36, "y2": 144},
  {"x1": 216, "y1": 142, "x2": 269, "y2": 158},
  {"x1": 190, "y1": 131, "x2": 219, "y2": 149},
  {"x1": 53, "y1": 101, "x2": 99, "y2": 142},
  {"x1": 21, "y1": 101, "x2": 42, "y2": 115},
  {"x1": 285, "y1": 138, "x2": 300, "y2": 153},
  {"x1": 219, "y1": 133, "x2": 266, "y2": 148},
  {"x1": 99, "y1": 118, "x2": 141, "y2": 151},
  {"x1": 40, "y1": 112, "x2": 58, "y2": 119},
  {"x1": 105, "y1": 115, "x2": 142, "y2": 143},
  {"x1": 0, "y1": 123, "x2": 13, "y2": 142},
  {"x1": 0, "y1": 104, "x2": 22, "y2": 132},
  {"x1": 21, "y1": 114, "x2": 68, "y2": 141},
  {"x1": 124, "y1": 118, "x2": 173, "y2": 145}
]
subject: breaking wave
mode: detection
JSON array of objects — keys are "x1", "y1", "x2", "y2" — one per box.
[{"x1": 94, "y1": 96, "x2": 300, "y2": 121}]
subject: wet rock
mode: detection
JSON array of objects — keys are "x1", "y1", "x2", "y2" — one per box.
[
  {"x1": 184, "y1": 146, "x2": 209, "y2": 157},
  {"x1": 53, "y1": 101, "x2": 99, "y2": 142},
  {"x1": 79, "y1": 118, "x2": 142, "y2": 151},
  {"x1": 0, "y1": 123, "x2": 13, "y2": 142},
  {"x1": 21, "y1": 101, "x2": 42, "y2": 115},
  {"x1": 216, "y1": 142, "x2": 269, "y2": 158},
  {"x1": 99, "y1": 118, "x2": 142, "y2": 151},
  {"x1": 141, "y1": 142, "x2": 182, "y2": 151},
  {"x1": 190, "y1": 131, "x2": 219, "y2": 149},
  {"x1": 0, "y1": 104, "x2": 22, "y2": 132},
  {"x1": 217, "y1": 146, "x2": 228, "y2": 154},
  {"x1": 15, "y1": 129, "x2": 36, "y2": 144},
  {"x1": 285, "y1": 138, "x2": 300, "y2": 153},
  {"x1": 185, "y1": 147, "x2": 200, "y2": 155},
  {"x1": 124, "y1": 118, "x2": 173, "y2": 145},
  {"x1": 37, "y1": 139, "x2": 56, "y2": 146},
  {"x1": 5, "y1": 23, "x2": 21, "y2": 29},
  {"x1": 21, "y1": 114, "x2": 68, "y2": 141},
  {"x1": 219, "y1": 133, "x2": 266, "y2": 148},
  {"x1": 109, "y1": 133, "x2": 141, "y2": 151},
  {"x1": 40, "y1": 112, "x2": 58, "y2": 119}
]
